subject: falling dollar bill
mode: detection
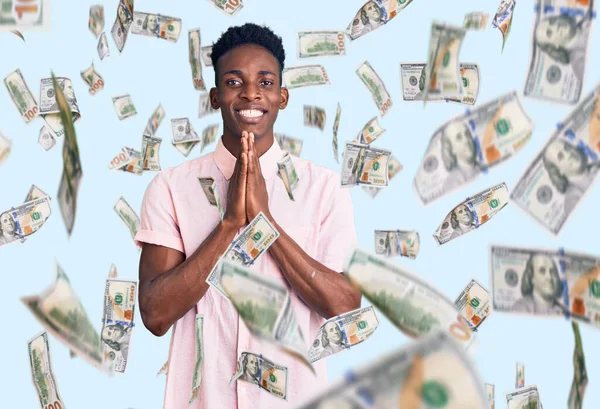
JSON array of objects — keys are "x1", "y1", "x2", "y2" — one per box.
[
  {"x1": 506, "y1": 385, "x2": 541, "y2": 409},
  {"x1": 309, "y1": 306, "x2": 379, "y2": 363},
  {"x1": 80, "y1": 63, "x2": 104, "y2": 95},
  {"x1": 303, "y1": 105, "x2": 326, "y2": 130},
  {"x1": 454, "y1": 278, "x2": 490, "y2": 331},
  {"x1": 569, "y1": 322, "x2": 588, "y2": 409},
  {"x1": 341, "y1": 142, "x2": 391, "y2": 187},
  {"x1": 21, "y1": 261, "x2": 104, "y2": 369},
  {"x1": 356, "y1": 60, "x2": 392, "y2": 116},
  {"x1": 512, "y1": 82, "x2": 600, "y2": 234},
  {"x1": 198, "y1": 177, "x2": 224, "y2": 219},
  {"x1": 464, "y1": 12, "x2": 489, "y2": 30},
  {"x1": 414, "y1": 91, "x2": 533, "y2": 205},
  {"x1": 297, "y1": 30, "x2": 345, "y2": 58},
  {"x1": 297, "y1": 331, "x2": 487, "y2": 408},
  {"x1": 401, "y1": 62, "x2": 480, "y2": 105},
  {"x1": 230, "y1": 352, "x2": 288, "y2": 400},
  {"x1": 4, "y1": 69, "x2": 39, "y2": 122},
  {"x1": 277, "y1": 152, "x2": 299, "y2": 201},
  {"x1": 110, "y1": 147, "x2": 143, "y2": 175},
  {"x1": 201, "y1": 45, "x2": 213, "y2": 66},
  {"x1": 344, "y1": 248, "x2": 477, "y2": 349},
  {"x1": 102, "y1": 278, "x2": 137, "y2": 373},
  {"x1": 38, "y1": 126, "x2": 56, "y2": 151},
  {"x1": 207, "y1": 0, "x2": 243, "y2": 16},
  {"x1": 332, "y1": 102, "x2": 341, "y2": 163},
  {"x1": 114, "y1": 196, "x2": 140, "y2": 241},
  {"x1": 157, "y1": 361, "x2": 168, "y2": 376},
  {"x1": 374, "y1": 230, "x2": 419, "y2": 259},
  {"x1": 97, "y1": 32, "x2": 110, "y2": 60},
  {"x1": 111, "y1": 0, "x2": 134, "y2": 53},
  {"x1": 424, "y1": 21, "x2": 466, "y2": 103},
  {"x1": 524, "y1": 0, "x2": 594, "y2": 104},
  {"x1": 362, "y1": 154, "x2": 402, "y2": 198},
  {"x1": 89, "y1": 4, "x2": 104, "y2": 37},
  {"x1": 346, "y1": 0, "x2": 415, "y2": 41},
  {"x1": 516, "y1": 362, "x2": 525, "y2": 388},
  {"x1": 28, "y1": 332, "x2": 65, "y2": 409},
  {"x1": 142, "y1": 134, "x2": 162, "y2": 171},
  {"x1": 188, "y1": 28, "x2": 205, "y2": 90},
  {"x1": 486, "y1": 383, "x2": 496, "y2": 409},
  {"x1": 112, "y1": 94, "x2": 137, "y2": 120},
  {"x1": 492, "y1": 0, "x2": 516, "y2": 51},
  {"x1": 0, "y1": 0, "x2": 50, "y2": 31},
  {"x1": 171, "y1": 117, "x2": 200, "y2": 144},
  {"x1": 108, "y1": 263, "x2": 118, "y2": 278},
  {"x1": 434, "y1": 182, "x2": 509, "y2": 245},
  {"x1": 199, "y1": 92, "x2": 218, "y2": 118},
  {"x1": 0, "y1": 196, "x2": 51, "y2": 247},
  {"x1": 282, "y1": 65, "x2": 330, "y2": 90},
  {"x1": 189, "y1": 315, "x2": 204, "y2": 403},
  {"x1": 143, "y1": 103, "x2": 165, "y2": 137},
  {"x1": 0, "y1": 131, "x2": 12, "y2": 164},
  {"x1": 355, "y1": 116, "x2": 385, "y2": 144},
  {"x1": 201, "y1": 123, "x2": 219, "y2": 153},
  {"x1": 131, "y1": 11, "x2": 181, "y2": 42},
  {"x1": 40, "y1": 77, "x2": 81, "y2": 139},
  {"x1": 275, "y1": 133, "x2": 303, "y2": 157}
]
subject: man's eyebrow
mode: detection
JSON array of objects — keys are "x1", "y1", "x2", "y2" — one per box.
[
  {"x1": 223, "y1": 69, "x2": 243, "y2": 76},
  {"x1": 258, "y1": 70, "x2": 276, "y2": 76}
]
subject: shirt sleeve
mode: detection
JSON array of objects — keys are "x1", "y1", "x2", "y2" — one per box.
[
  {"x1": 134, "y1": 173, "x2": 185, "y2": 253},
  {"x1": 314, "y1": 177, "x2": 358, "y2": 273}
]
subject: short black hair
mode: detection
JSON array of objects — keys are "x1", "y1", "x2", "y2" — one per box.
[{"x1": 211, "y1": 23, "x2": 286, "y2": 86}]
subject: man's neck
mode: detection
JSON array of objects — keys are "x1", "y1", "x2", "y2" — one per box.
[{"x1": 222, "y1": 131, "x2": 274, "y2": 158}]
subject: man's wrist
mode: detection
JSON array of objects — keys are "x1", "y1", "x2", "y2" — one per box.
[{"x1": 220, "y1": 218, "x2": 240, "y2": 237}]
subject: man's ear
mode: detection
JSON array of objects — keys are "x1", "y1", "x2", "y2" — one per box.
[
  {"x1": 279, "y1": 87, "x2": 289, "y2": 110},
  {"x1": 209, "y1": 87, "x2": 220, "y2": 109}
]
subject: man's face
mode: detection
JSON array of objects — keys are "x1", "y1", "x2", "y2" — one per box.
[
  {"x1": 446, "y1": 122, "x2": 475, "y2": 163},
  {"x1": 453, "y1": 205, "x2": 473, "y2": 226},
  {"x1": 530, "y1": 255, "x2": 558, "y2": 299},
  {"x1": 245, "y1": 354, "x2": 258, "y2": 377},
  {"x1": 147, "y1": 15, "x2": 158, "y2": 32},
  {"x1": 545, "y1": 139, "x2": 585, "y2": 177},
  {"x1": 324, "y1": 322, "x2": 342, "y2": 344},
  {"x1": 102, "y1": 325, "x2": 124, "y2": 342},
  {"x1": 536, "y1": 16, "x2": 576, "y2": 47},
  {"x1": 211, "y1": 44, "x2": 288, "y2": 141},
  {"x1": 363, "y1": 2, "x2": 382, "y2": 21},
  {"x1": 0, "y1": 213, "x2": 15, "y2": 234}
]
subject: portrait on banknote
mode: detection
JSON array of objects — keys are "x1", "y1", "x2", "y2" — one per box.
[
  {"x1": 240, "y1": 353, "x2": 260, "y2": 385},
  {"x1": 349, "y1": 1, "x2": 387, "y2": 39},
  {"x1": 319, "y1": 321, "x2": 349, "y2": 359},
  {"x1": 101, "y1": 323, "x2": 132, "y2": 363},
  {"x1": 0, "y1": 212, "x2": 19, "y2": 245}
]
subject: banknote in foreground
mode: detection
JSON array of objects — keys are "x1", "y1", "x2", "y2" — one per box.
[
  {"x1": 0, "y1": 0, "x2": 50, "y2": 31},
  {"x1": 344, "y1": 248, "x2": 476, "y2": 349},
  {"x1": 201, "y1": 124, "x2": 219, "y2": 153},
  {"x1": 346, "y1": 0, "x2": 415, "y2": 41},
  {"x1": 355, "y1": 116, "x2": 385, "y2": 144},
  {"x1": 464, "y1": 12, "x2": 488, "y2": 30},
  {"x1": 282, "y1": 65, "x2": 330, "y2": 90},
  {"x1": 569, "y1": 322, "x2": 587, "y2": 409},
  {"x1": 303, "y1": 105, "x2": 326, "y2": 130},
  {"x1": 332, "y1": 102, "x2": 341, "y2": 163},
  {"x1": 454, "y1": 278, "x2": 490, "y2": 331},
  {"x1": 201, "y1": 45, "x2": 213, "y2": 66},
  {"x1": 189, "y1": 315, "x2": 204, "y2": 403},
  {"x1": 275, "y1": 133, "x2": 303, "y2": 157},
  {"x1": 414, "y1": 91, "x2": 532, "y2": 205},
  {"x1": 230, "y1": 351, "x2": 288, "y2": 400},
  {"x1": 506, "y1": 385, "x2": 540, "y2": 409},
  {"x1": 102, "y1": 278, "x2": 137, "y2": 373},
  {"x1": 89, "y1": 4, "x2": 104, "y2": 37},
  {"x1": 131, "y1": 11, "x2": 181, "y2": 42},
  {"x1": 10, "y1": 29, "x2": 24, "y2": 40},
  {"x1": 114, "y1": 196, "x2": 140, "y2": 241},
  {"x1": 524, "y1": 0, "x2": 594, "y2": 104},
  {"x1": 111, "y1": 0, "x2": 134, "y2": 53},
  {"x1": 492, "y1": 0, "x2": 516, "y2": 51},
  {"x1": 362, "y1": 154, "x2": 402, "y2": 198},
  {"x1": 199, "y1": 92, "x2": 218, "y2": 118},
  {"x1": 189, "y1": 29, "x2": 205, "y2": 90},
  {"x1": 512, "y1": 82, "x2": 600, "y2": 234},
  {"x1": 0, "y1": 196, "x2": 51, "y2": 247},
  {"x1": 112, "y1": 94, "x2": 137, "y2": 120},
  {"x1": 309, "y1": 306, "x2": 379, "y2": 363},
  {"x1": 297, "y1": 331, "x2": 487, "y2": 408},
  {"x1": 0, "y1": 131, "x2": 12, "y2": 164},
  {"x1": 424, "y1": 21, "x2": 466, "y2": 102},
  {"x1": 516, "y1": 362, "x2": 525, "y2": 388},
  {"x1": 277, "y1": 152, "x2": 299, "y2": 201},
  {"x1": 80, "y1": 63, "x2": 104, "y2": 95},
  {"x1": 434, "y1": 182, "x2": 509, "y2": 245},
  {"x1": 297, "y1": 30, "x2": 345, "y2": 58},
  {"x1": 401, "y1": 62, "x2": 479, "y2": 105},
  {"x1": 207, "y1": 0, "x2": 243, "y2": 16},
  {"x1": 374, "y1": 230, "x2": 419, "y2": 259},
  {"x1": 490, "y1": 245, "x2": 600, "y2": 328},
  {"x1": 486, "y1": 383, "x2": 496, "y2": 409},
  {"x1": 142, "y1": 134, "x2": 162, "y2": 171},
  {"x1": 356, "y1": 60, "x2": 392, "y2": 116},
  {"x1": 40, "y1": 77, "x2": 81, "y2": 139},
  {"x1": 97, "y1": 32, "x2": 110, "y2": 60},
  {"x1": 21, "y1": 261, "x2": 103, "y2": 369},
  {"x1": 4, "y1": 69, "x2": 39, "y2": 122},
  {"x1": 28, "y1": 332, "x2": 65, "y2": 409},
  {"x1": 341, "y1": 142, "x2": 391, "y2": 187},
  {"x1": 199, "y1": 177, "x2": 224, "y2": 219}
]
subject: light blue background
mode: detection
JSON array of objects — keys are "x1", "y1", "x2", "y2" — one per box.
[{"x1": 1, "y1": 0, "x2": 599, "y2": 407}]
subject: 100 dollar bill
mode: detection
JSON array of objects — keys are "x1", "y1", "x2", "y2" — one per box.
[
  {"x1": 374, "y1": 229, "x2": 419, "y2": 259},
  {"x1": 454, "y1": 278, "x2": 490, "y2": 331},
  {"x1": 346, "y1": 0, "x2": 415, "y2": 41},
  {"x1": 131, "y1": 11, "x2": 181, "y2": 42},
  {"x1": 0, "y1": 0, "x2": 50, "y2": 31},
  {"x1": 277, "y1": 152, "x2": 299, "y2": 201},
  {"x1": 283, "y1": 65, "x2": 330, "y2": 90},
  {"x1": 569, "y1": 322, "x2": 588, "y2": 409},
  {"x1": 230, "y1": 352, "x2": 288, "y2": 400},
  {"x1": 275, "y1": 133, "x2": 303, "y2": 157},
  {"x1": 297, "y1": 30, "x2": 345, "y2": 58},
  {"x1": 341, "y1": 142, "x2": 391, "y2": 188},
  {"x1": 28, "y1": 332, "x2": 65, "y2": 409},
  {"x1": 362, "y1": 154, "x2": 402, "y2": 198},
  {"x1": 357, "y1": 61, "x2": 392, "y2": 116},
  {"x1": 402, "y1": 62, "x2": 479, "y2": 105},
  {"x1": 4, "y1": 69, "x2": 39, "y2": 122}
]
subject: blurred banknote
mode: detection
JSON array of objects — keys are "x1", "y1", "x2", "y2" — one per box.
[
  {"x1": 275, "y1": 133, "x2": 303, "y2": 157},
  {"x1": 143, "y1": 103, "x2": 165, "y2": 137},
  {"x1": 341, "y1": 142, "x2": 391, "y2": 187},
  {"x1": 297, "y1": 30, "x2": 345, "y2": 58},
  {"x1": 0, "y1": 195, "x2": 51, "y2": 247},
  {"x1": 97, "y1": 32, "x2": 110, "y2": 60},
  {"x1": 424, "y1": 21, "x2": 466, "y2": 102},
  {"x1": 512, "y1": 82, "x2": 600, "y2": 234},
  {"x1": 201, "y1": 124, "x2": 219, "y2": 153},
  {"x1": 102, "y1": 278, "x2": 137, "y2": 373},
  {"x1": 490, "y1": 245, "x2": 600, "y2": 328},
  {"x1": 492, "y1": 0, "x2": 516, "y2": 51},
  {"x1": 28, "y1": 332, "x2": 65, "y2": 409},
  {"x1": 4, "y1": 69, "x2": 39, "y2": 122},
  {"x1": 189, "y1": 315, "x2": 204, "y2": 403},
  {"x1": 486, "y1": 383, "x2": 496, "y2": 409},
  {"x1": 296, "y1": 331, "x2": 487, "y2": 409},
  {"x1": 80, "y1": 63, "x2": 104, "y2": 95},
  {"x1": 0, "y1": 0, "x2": 50, "y2": 31},
  {"x1": 356, "y1": 60, "x2": 392, "y2": 116},
  {"x1": 40, "y1": 77, "x2": 81, "y2": 138},
  {"x1": 344, "y1": 248, "x2": 477, "y2": 349},
  {"x1": 303, "y1": 105, "x2": 326, "y2": 130},
  {"x1": 454, "y1": 278, "x2": 490, "y2": 331},
  {"x1": 569, "y1": 322, "x2": 587, "y2": 409},
  {"x1": 142, "y1": 135, "x2": 162, "y2": 171},
  {"x1": 516, "y1": 362, "x2": 525, "y2": 388},
  {"x1": 230, "y1": 351, "x2": 287, "y2": 400},
  {"x1": 199, "y1": 92, "x2": 218, "y2": 118},
  {"x1": 464, "y1": 12, "x2": 489, "y2": 30},
  {"x1": 21, "y1": 261, "x2": 104, "y2": 369},
  {"x1": 111, "y1": 0, "x2": 134, "y2": 53},
  {"x1": 362, "y1": 154, "x2": 402, "y2": 198},
  {"x1": 89, "y1": 4, "x2": 104, "y2": 37},
  {"x1": 401, "y1": 62, "x2": 479, "y2": 105},
  {"x1": 355, "y1": 116, "x2": 385, "y2": 144},
  {"x1": 131, "y1": 11, "x2": 181, "y2": 42},
  {"x1": 207, "y1": 0, "x2": 243, "y2": 16},
  {"x1": 201, "y1": 45, "x2": 213, "y2": 66},
  {"x1": 433, "y1": 182, "x2": 509, "y2": 245},
  {"x1": 112, "y1": 94, "x2": 137, "y2": 120},
  {"x1": 109, "y1": 147, "x2": 143, "y2": 175},
  {"x1": 189, "y1": 28, "x2": 205, "y2": 90},
  {"x1": 332, "y1": 102, "x2": 341, "y2": 163},
  {"x1": 374, "y1": 229, "x2": 419, "y2": 259},
  {"x1": 524, "y1": 0, "x2": 594, "y2": 104},
  {"x1": 282, "y1": 65, "x2": 330, "y2": 90},
  {"x1": 414, "y1": 91, "x2": 532, "y2": 205},
  {"x1": 308, "y1": 306, "x2": 379, "y2": 363},
  {"x1": 38, "y1": 126, "x2": 56, "y2": 151},
  {"x1": 199, "y1": 177, "x2": 224, "y2": 219},
  {"x1": 346, "y1": 0, "x2": 415, "y2": 41},
  {"x1": 277, "y1": 152, "x2": 299, "y2": 201},
  {"x1": 506, "y1": 385, "x2": 541, "y2": 409},
  {"x1": 0, "y1": 131, "x2": 12, "y2": 163},
  {"x1": 171, "y1": 117, "x2": 200, "y2": 144},
  {"x1": 114, "y1": 196, "x2": 140, "y2": 241}
]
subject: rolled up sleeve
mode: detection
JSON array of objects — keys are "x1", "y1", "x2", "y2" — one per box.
[{"x1": 134, "y1": 173, "x2": 185, "y2": 253}]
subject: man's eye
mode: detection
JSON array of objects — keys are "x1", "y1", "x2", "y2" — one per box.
[
  {"x1": 226, "y1": 79, "x2": 240, "y2": 85},
  {"x1": 261, "y1": 80, "x2": 274, "y2": 86}
]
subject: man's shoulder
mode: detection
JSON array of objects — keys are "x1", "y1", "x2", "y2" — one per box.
[
  {"x1": 292, "y1": 155, "x2": 340, "y2": 186},
  {"x1": 158, "y1": 152, "x2": 217, "y2": 186}
]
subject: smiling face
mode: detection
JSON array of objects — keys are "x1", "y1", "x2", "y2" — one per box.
[
  {"x1": 211, "y1": 44, "x2": 288, "y2": 143},
  {"x1": 544, "y1": 139, "x2": 586, "y2": 177},
  {"x1": 535, "y1": 15, "x2": 576, "y2": 47},
  {"x1": 244, "y1": 354, "x2": 259, "y2": 377},
  {"x1": 0, "y1": 213, "x2": 15, "y2": 235},
  {"x1": 530, "y1": 255, "x2": 559, "y2": 299},
  {"x1": 324, "y1": 322, "x2": 342, "y2": 345}
]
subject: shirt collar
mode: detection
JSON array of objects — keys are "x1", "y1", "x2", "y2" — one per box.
[{"x1": 214, "y1": 136, "x2": 283, "y2": 181}]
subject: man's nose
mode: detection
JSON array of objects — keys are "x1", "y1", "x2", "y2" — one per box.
[{"x1": 241, "y1": 83, "x2": 262, "y2": 100}]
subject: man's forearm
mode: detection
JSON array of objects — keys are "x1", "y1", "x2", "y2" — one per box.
[{"x1": 267, "y1": 220, "x2": 361, "y2": 319}]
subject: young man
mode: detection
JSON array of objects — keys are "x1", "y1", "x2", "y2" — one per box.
[{"x1": 135, "y1": 23, "x2": 360, "y2": 408}]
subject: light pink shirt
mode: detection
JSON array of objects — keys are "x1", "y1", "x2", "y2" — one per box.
[{"x1": 135, "y1": 137, "x2": 357, "y2": 409}]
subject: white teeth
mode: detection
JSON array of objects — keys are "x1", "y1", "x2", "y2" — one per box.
[{"x1": 238, "y1": 109, "x2": 264, "y2": 118}]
